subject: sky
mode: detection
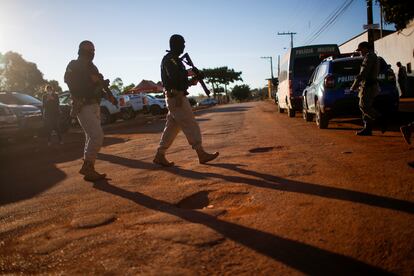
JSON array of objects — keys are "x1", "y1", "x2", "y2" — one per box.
[{"x1": 0, "y1": 0, "x2": 392, "y2": 96}]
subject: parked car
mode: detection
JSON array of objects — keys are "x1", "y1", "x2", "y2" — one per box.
[
  {"x1": 276, "y1": 44, "x2": 340, "y2": 117},
  {"x1": 197, "y1": 98, "x2": 218, "y2": 107},
  {"x1": 143, "y1": 94, "x2": 167, "y2": 115},
  {"x1": 0, "y1": 101, "x2": 42, "y2": 140},
  {"x1": 59, "y1": 91, "x2": 123, "y2": 125},
  {"x1": 0, "y1": 91, "x2": 73, "y2": 132},
  {"x1": 302, "y1": 55, "x2": 399, "y2": 129},
  {"x1": 119, "y1": 93, "x2": 143, "y2": 117}
]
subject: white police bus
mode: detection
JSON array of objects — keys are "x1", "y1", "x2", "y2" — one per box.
[{"x1": 276, "y1": 44, "x2": 340, "y2": 117}]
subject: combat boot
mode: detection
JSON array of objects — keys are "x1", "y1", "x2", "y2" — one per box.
[
  {"x1": 79, "y1": 160, "x2": 107, "y2": 182},
  {"x1": 153, "y1": 152, "x2": 174, "y2": 167},
  {"x1": 196, "y1": 148, "x2": 219, "y2": 164},
  {"x1": 356, "y1": 121, "x2": 372, "y2": 136}
]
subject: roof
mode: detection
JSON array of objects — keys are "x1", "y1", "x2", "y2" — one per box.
[{"x1": 129, "y1": 80, "x2": 164, "y2": 93}]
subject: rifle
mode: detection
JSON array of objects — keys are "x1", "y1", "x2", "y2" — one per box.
[
  {"x1": 98, "y1": 75, "x2": 119, "y2": 107},
  {"x1": 180, "y1": 53, "x2": 211, "y2": 97},
  {"x1": 69, "y1": 75, "x2": 118, "y2": 118}
]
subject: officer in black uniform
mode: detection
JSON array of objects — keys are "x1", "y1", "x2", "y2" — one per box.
[
  {"x1": 64, "y1": 40, "x2": 117, "y2": 181},
  {"x1": 153, "y1": 34, "x2": 219, "y2": 166}
]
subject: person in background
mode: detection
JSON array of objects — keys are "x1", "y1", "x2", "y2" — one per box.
[
  {"x1": 396, "y1": 62, "x2": 408, "y2": 98},
  {"x1": 42, "y1": 85, "x2": 62, "y2": 146}
]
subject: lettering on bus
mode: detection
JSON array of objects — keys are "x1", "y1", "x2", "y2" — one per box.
[
  {"x1": 317, "y1": 47, "x2": 336, "y2": 53},
  {"x1": 295, "y1": 48, "x2": 314, "y2": 55}
]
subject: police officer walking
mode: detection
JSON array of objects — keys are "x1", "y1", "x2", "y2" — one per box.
[
  {"x1": 64, "y1": 40, "x2": 117, "y2": 181},
  {"x1": 153, "y1": 34, "x2": 219, "y2": 167},
  {"x1": 350, "y1": 41, "x2": 383, "y2": 136}
]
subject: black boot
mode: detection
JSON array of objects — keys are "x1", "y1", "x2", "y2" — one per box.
[
  {"x1": 377, "y1": 116, "x2": 388, "y2": 134},
  {"x1": 356, "y1": 121, "x2": 372, "y2": 136}
]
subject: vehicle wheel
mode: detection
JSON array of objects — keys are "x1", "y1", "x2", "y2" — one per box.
[
  {"x1": 109, "y1": 114, "x2": 117, "y2": 123},
  {"x1": 121, "y1": 108, "x2": 135, "y2": 120},
  {"x1": 303, "y1": 108, "x2": 313, "y2": 122},
  {"x1": 150, "y1": 105, "x2": 161, "y2": 115},
  {"x1": 100, "y1": 108, "x2": 111, "y2": 125},
  {"x1": 276, "y1": 101, "x2": 284, "y2": 113},
  {"x1": 315, "y1": 101, "x2": 328, "y2": 129},
  {"x1": 287, "y1": 107, "x2": 296, "y2": 118}
]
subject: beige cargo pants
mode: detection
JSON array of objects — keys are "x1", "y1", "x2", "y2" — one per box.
[
  {"x1": 77, "y1": 103, "x2": 104, "y2": 162},
  {"x1": 157, "y1": 90, "x2": 202, "y2": 154}
]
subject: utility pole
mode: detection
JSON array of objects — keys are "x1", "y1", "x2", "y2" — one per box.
[
  {"x1": 261, "y1": 56, "x2": 274, "y2": 99},
  {"x1": 380, "y1": 3, "x2": 383, "y2": 38},
  {"x1": 366, "y1": 0, "x2": 374, "y2": 48},
  {"x1": 260, "y1": 56, "x2": 274, "y2": 79},
  {"x1": 278, "y1": 32, "x2": 297, "y2": 48}
]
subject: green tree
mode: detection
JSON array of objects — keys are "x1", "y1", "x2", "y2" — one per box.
[
  {"x1": 231, "y1": 84, "x2": 251, "y2": 102},
  {"x1": 110, "y1": 77, "x2": 123, "y2": 93},
  {"x1": 0, "y1": 51, "x2": 45, "y2": 95},
  {"x1": 46, "y1": 80, "x2": 63, "y2": 93},
  {"x1": 122, "y1": 83, "x2": 135, "y2": 94},
  {"x1": 377, "y1": 0, "x2": 414, "y2": 30},
  {"x1": 202, "y1": 67, "x2": 242, "y2": 98}
]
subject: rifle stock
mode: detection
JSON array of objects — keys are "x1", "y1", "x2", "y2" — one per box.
[{"x1": 181, "y1": 53, "x2": 211, "y2": 97}]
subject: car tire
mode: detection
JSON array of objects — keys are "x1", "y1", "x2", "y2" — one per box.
[
  {"x1": 303, "y1": 108, "x2": 313, "y2": 122},
  {"x1": 315, "y1": 100, "x2": 328, "y2": 129},
  {"x1": 302, "y1": 97, "x2": 313, "y2": 122},
  {"x1": 150, "y1": 105, "x2": 161, "y2": 115},
  {"x1": 287, "y1": 107, "x2": 296, "y2": 118},
  {"x1": 100, "y1": 107, "x2": 111, "y2": 125},
  {"x1": 121, "y1": 107, "x2": 135, "y2": 120},
  {"x1": 276, "y1": 101, "x2": 284, "y2": 113}
]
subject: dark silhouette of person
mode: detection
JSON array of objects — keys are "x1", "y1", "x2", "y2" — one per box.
[{"x1": 396, "y1": 62, "x2": 408, "y2": 98}]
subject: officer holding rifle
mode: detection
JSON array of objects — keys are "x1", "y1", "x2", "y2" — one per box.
[
  {"x1": 153, "y1": 34, "x2": 219, "y2": 167},
  {"x1": 64, "y1": 40, "x2": 118, "y2": 181}
]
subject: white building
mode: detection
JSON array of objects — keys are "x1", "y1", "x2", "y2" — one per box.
[{"x1": 339, "y1": 21, "x2": 414, "y2": 96}]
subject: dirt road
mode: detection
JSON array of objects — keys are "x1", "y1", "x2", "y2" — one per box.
[{"x1": 1, "y1": 101, "x2": 413, "y2": 275}]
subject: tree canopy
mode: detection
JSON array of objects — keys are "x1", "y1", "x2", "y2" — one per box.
[
  {"x1": 122, "y1": 83, "x2": 135, "y2": 94},
  {"x1": 231, "y1": 84, "x2": 251, "y2": 102},
  {"x1": 0, "y1": 51, "x2": 62, "y2": 96},
  {"x1": 201, "y1": 67, "x2": 242, "y2": 97},
  {"x1": 110, "y1": 77, "x2": 124, "y2": 93},
  {"x1": 377, "y1": 0, "x2": 414, "y2": 30}
]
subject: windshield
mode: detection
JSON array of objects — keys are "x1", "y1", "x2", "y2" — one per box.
[
  {"x1": 0, "y1": 93, "x2": 42, "y2": 105},
  {"x1": 332, "y1": 59, "x2": 362, "y2": 75},
  {"x1": 293, "y1": 56, "x2": 320, "y2": 79},
  {"x1": 146, "y1": 94, "x2": 156, "y2": 99}
]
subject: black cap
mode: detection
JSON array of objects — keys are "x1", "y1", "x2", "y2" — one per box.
[
  {"x1": 356, "y1": 41, "x2": 371, "y2": 51},
  {"x1": 169, "y1": 34, "x2": 185, "y2": 49}
]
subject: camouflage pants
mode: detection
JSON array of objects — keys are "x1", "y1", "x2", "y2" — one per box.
[
  {"x1": 157, "y1": 90, "x2": 202, "y2": 154},
  {"x1": 359, "y1": 85, "x2": 379, "y2": 123}
]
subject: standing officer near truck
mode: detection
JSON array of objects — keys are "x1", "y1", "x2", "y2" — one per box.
[
  {"x1": 153, "y1": 34, "x2": 219, "y2": 167},
  {"x1": 350, "y1": 41, "x2": 382, "y2": 136},
  {"x1": 64, "y1": 40, "x2": 117, "y2": 181}
]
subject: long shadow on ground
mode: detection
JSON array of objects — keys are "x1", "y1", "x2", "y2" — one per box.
[
  {"x1": 97, "y1": 153, "x2": 414, "y2": 215},
  {"x1": 92, "y1": 180, "x2": 392, "y2": 275},
  {"x1": 0, "y1": 135, "x2": 126, "y2": 206}
]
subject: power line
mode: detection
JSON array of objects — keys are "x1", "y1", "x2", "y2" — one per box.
[
  {"x1": 303, "y1": 0, "x2": 351, "y2": 45},
  {"x1": 303, "y1": 0, "x2": 354, "y2": 45}
]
